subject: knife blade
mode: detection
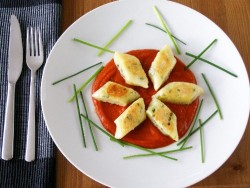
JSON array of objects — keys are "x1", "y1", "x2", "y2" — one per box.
[{"x1": 1, "y1": 15, "x2": 23, "y2": 160}]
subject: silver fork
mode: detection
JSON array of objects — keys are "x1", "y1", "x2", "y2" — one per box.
[{"x1": 25, "y1": 27, "x2": 44, "y2": 162}]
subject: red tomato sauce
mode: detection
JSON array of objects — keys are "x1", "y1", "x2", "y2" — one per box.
[{"x1": 92, "y1": 49, "x2": 199, "y2": 148}]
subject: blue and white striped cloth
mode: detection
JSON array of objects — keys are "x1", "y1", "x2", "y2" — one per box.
[{"x1": 0, "y1": 0, "x2": 61, "y2": 187}]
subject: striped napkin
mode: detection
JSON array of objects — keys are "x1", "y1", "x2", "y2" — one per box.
[{"x1": 0, "y1": 0, "x2": 61, "y2": 187}]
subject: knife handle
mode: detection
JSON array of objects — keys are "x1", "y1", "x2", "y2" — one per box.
[
  {"x1": 25, "y1": 71, "x2": 36, "y2": 162},
  {"x1": 2, "y1": 83, "x2": 15, "y2": 160}
]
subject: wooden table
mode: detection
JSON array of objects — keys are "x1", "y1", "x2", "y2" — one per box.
[{"x1": 57, "y1": 0, "x2": 250, "y2": 187}]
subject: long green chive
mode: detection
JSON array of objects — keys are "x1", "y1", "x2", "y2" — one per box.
[
  {"x1": 145, "y1": 23, "x2": 187, "y2": 45},
  {"x1": 109, "y1": 137, "x2": 125, "y2": 147},
  {"x1": 123, "y1": 146, "x2": 192, "y2": 159},
  {"x1": 122, "y1": 142, "x2": 177, "y2": 161},
  {"x1": 81, "y1": 114, "x2": 125, "y2": 146},
  {"x1": 80, "y1": 92, "x2": 98, "y2": 151},
  {"x1": 186, "y1": 53, "x2": 238, "y2": 78},
  {"x1": 73, "y1": 38, "x2": 115, "y2": 54},
  {"x1": 180, "y1": 99, "x2": 204, "y2": 148},
  {"x1": 177, "y1": 110, "x2": 218, "y2": 146},
  {"x1": 68, "y1": 66, "x2": 104, "y2": 102},
  {"x1": 185, "y1": 39, "x2": 217, "y2": 70},
  {"x1": 98, "y1": 20, "x2": 133, "y2": 56},
  {"x1": 199, "y1": 119, "x2": 205, "y2": 163},
  {"x1": 73, "y1": 84, "x2": 86, "y2": 148},
  {"x1": 153, "y1": 6, "x2": 181, "y2": 54},
  {"x1": 52, "y1": 62, "x2": 102, "y2": 85},
  {"x1": 81, "y1": 114, "x2": 177, "y2": 161},
  {"x1": 202, "y1": 73, "x2": 223, "y2": 119}
]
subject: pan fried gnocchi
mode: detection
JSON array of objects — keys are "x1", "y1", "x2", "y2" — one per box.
[{"x1": 92, "y1": 47, "x2": 203, "y2": 147}]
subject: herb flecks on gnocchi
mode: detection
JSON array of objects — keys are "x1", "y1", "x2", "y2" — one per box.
[
  {"x1": 148, "y1": 45, "x2": 176, "y2": 91},
  {"x1": 114, "y1": 98, "x2": 146, "y2": 139},
  {"x1": 146, "y1": 98, "x2": 178, "y2": 141},
  {"x1": 154, "y1": 82, "x2": 203, "y2": 105},
  {"x1": 92, "y1": 81, "x2": 140, "y2": 106},
  {"x1": 114, "y1": 52, "x2": 149, "y2": 88}
]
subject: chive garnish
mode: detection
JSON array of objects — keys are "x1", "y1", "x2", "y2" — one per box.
[
  {"x1": 145, "y1": 23, "x2": 187, "y2": 45},
  {"x1": 80, "y1": 92, "x2": 98, "y2": 151},
  {"x1": 185, "y1": 39, "x2": 217, "y2": 70},
  {"x1": 153, "y1": 6, "x2": 181, "y2": 54},
  {"x1": 98, "y1": 20, "x2": 133, "y2": 56},
  {"x1": 199, "y1": 119, "x2": 205, "y2": 163},
  {"x1": 186, "y1": 53, "x2": 238, "y2": 78},
  {"x1": 81, "y1": 114, "x2": 115, "y2": 138},
  {"x1": 80, "y1": 114, "x2": 124, "y2": 146},
  {"x1": 73, "y1": 38, "x2": 115, "y2": 54},
  {"x1": 109, "y1": 137, "x2": 125, "y2": 147},
  {"x1": 122, "y1": 142, "x2": 177, "y2": 161},
  {"x1": 52, "y1": 62, "x2": 102, "y2": 85},
  {"x1": 123, "y1": 146, "x2": 192, "y2": 159},
  {"x1": 81, "y1": 114, "x2": 177, "y2": 161},
  {"x1": 202, "y1": 73, "x2": 223, "y2": 119},
  {"x1": 177, "y1": 110, "x2": 218, "y2": 146},
  {"x1": 68, "y1": 66, "x2": 104, "y2": 102},
  {"x1": 180, "y1": 99, "x2": 204, "y2": 149},
  {"x1": 73, "y1": 84, "x2": 86, "y2": 148}
]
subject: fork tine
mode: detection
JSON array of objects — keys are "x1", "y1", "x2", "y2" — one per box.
[
  {"x1": 34, "y1": 28, "x2": 38, "y2": 56},
  {"x1": 26, "y1": 27, "x2": 30, "y2": 57},
  {"x1": 30, "y1": 27, "x2": 34, "y2": 56},
  {"x1": 38, "y1": 28, "x2": 44, "y2": 61}
]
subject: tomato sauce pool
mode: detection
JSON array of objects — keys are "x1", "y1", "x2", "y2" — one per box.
[{"x1": 92, "y1": 49, "x2": 199, "y2": 149}]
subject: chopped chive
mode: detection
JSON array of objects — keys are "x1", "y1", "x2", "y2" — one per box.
[
  {"x1": 153, "y1": 6, "x2": 181, "y2": 54},
  {"x1": 202, "y1": 73, "x2": 223, "y2": 119},
  {"x1": 73, "y1": 84, "x2": 86, "y2": 148},
  {"x1": 80, "y1": 92, "x2": 98, "y2": 151},
  {"x1": 199, "y1": 119, "x2": 205, "y2": 163},
  {"x1": 98, "y1": 20, "x2": 133, "y2": 56},
  {"x1": 177, "y1": 110, "x2": 218, "y2": 146},
  {"x1": 81, "y1": 114, "x2": 177, "y2": 161},
  {"x1": 186, "y1": 53, "x2": 238, "y2": 78},
  {"x1": 73, "y1": 38, "x2": 115, "y2": 54},
  {"x1": 180, "y1": 99, "x2": 204, "y2": 148},
  {"x1": 68, "y1": 66, "x2": 104, "y2": 102},
  {"x1": 52, "y1": 62, "x2": 102, "y2": 85},
  {"x1": 123, "y1": 146, "x2": 192, "y2": 159},
  {"x1": 145, "y1": 23, "x2": 187, "y2": 45},
  {"x1": 185, "y1": 39, "x2": 217, "y2": 70}
]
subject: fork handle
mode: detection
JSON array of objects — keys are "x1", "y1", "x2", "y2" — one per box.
[
  {"x1": 1, "y1": 83, "x2": 15, "y2": 160},
  {"x1": 25, "y1": 71, "x2": 36, "y2": 162}
]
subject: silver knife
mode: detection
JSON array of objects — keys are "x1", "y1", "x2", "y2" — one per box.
[{"x1": 1, "y1": 15, "x2": 23, "y2": 160}]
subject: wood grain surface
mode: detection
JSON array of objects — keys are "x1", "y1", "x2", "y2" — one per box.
[{"x1": 57, "y1": 0, "x2": 250, "y2": 187}]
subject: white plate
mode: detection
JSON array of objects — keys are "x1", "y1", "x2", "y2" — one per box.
[{"x1": 41, "y1": 0, "x2": 250, "y2": 187}]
